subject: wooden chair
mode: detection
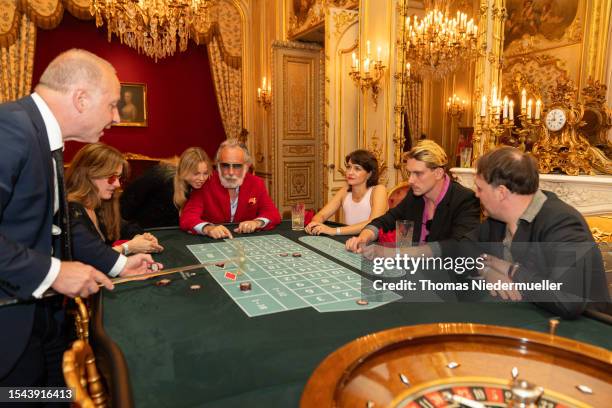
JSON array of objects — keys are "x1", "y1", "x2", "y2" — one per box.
[
  {"x1": 63, "y1": 340, "x2": 107, "y2": 408},
  {"x1": 387, "y1": 181, "x2": 410, "y2": 209}
]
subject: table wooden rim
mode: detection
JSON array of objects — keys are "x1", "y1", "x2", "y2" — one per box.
[{"x1": 300, "y1": 322, "x2": 612, "y2": 407}]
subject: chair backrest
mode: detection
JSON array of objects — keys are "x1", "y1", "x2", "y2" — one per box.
[
  {"x1": 63, "y1": 340, "x2": 107, "y2": 408},
  {"x1": 388, "y1": 181, "x2": 410, "y2": 209}
]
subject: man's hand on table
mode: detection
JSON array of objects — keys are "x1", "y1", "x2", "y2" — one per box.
[
  {"x1": 234, "y1": 219, "x2": 264, "y2": 234},
  {"x1": 203, "y1": 224, "x2": 234, "y2": 239},
  {"x1": 52, "y1": 261, "x2": 114, "y2": 297}
]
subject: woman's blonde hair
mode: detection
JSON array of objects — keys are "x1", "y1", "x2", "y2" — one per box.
[
  {"x1": 173, "y1": 147, "x2": 212, "y2": 211},
  {"x1": 405, "y1": 139, "x2": 448, "y2": 169},
  {"x1": 65, "y1": 143, "x2": 128, "y2": 241}
]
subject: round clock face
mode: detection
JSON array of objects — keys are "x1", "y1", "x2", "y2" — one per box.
[{"x1": 545, "y1": 108, "x2": 567, "y2": 131}]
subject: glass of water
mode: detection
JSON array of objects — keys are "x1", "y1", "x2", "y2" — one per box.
[{"x1": 291, "y1": 203, "x2": 305, "y2": 231}]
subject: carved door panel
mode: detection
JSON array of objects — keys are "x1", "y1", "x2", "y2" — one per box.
[{"x1": 272, "y1": 41, "x2": 323, "y2": 217}]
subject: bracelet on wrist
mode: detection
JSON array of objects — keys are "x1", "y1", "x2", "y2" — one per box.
[
  {"x1": 122, "y1": 242, "x2": 130, "y2": 255},
  {"x1": 336, "y1": 227, "x2": 341, "y2": 236}
]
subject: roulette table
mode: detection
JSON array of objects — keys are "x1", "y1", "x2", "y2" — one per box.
[{"x1": 90, "y1": 222, "x2": 612, "y2": 407}]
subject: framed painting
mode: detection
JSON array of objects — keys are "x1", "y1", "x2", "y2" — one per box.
[{"x1": 116, "y1": 82, "x2": 147, "y2": 127}]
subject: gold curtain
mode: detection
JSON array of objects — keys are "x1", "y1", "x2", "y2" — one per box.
[
  {"x1": 194, "y1": 0, "x2": 243, "y2": 139},
  {"x1": 0, "y1": 14, "x2": 36, "y2": 103},
  {"x1": 405, "y1": 80, "x2": 423, "y2": 144},
  {"x1": 206, "y1": 34, "x2": 243, "y2": 139},
  {"x1": 0, "y1": 0, "x2": 89, "y2": 103}
]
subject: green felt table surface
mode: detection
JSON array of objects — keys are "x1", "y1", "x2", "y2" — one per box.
[{"x1": 93, "y1": 222, "x2": 612, "y2": 408}]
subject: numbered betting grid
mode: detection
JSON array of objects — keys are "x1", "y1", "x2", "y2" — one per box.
[{"x1": 187, "y1": 235, "x2": 400, "y2": 317}]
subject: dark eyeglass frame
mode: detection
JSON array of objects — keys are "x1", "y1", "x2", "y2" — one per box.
[
  {"x1": 106, "y1": 174, "x2": 124, "y2": 185},
  {"x1": 219, "y1": 162, "x2": 245, "y2": 171}
]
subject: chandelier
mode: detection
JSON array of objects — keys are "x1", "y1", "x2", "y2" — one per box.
[
  {"x1": 90, "y1": 0, "x2": 218, "y2": 61},
  {"x1": 402, "y1": 2, "x2": 478, "y2": 77}
]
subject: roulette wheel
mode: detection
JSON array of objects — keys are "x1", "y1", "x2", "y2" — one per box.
[{"x1": 301, "y1": 322, "x2": 611, "y2": 407}]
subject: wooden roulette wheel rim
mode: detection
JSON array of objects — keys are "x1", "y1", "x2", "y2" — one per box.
[{"x1": 300, "y1": 323, "x2": 612, "y2": 408}]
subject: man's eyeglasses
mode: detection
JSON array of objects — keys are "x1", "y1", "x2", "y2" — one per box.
[
  {"x1": 219, "y1": 163, "x2": 245, "y2": 171},
  {"x1": 106, "y1": 174, "x2": 124, "y2": 185}
]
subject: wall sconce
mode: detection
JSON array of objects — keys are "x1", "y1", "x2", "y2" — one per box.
[
  {"x1": 256, "y1": 76, "x2": 271, "y2": 109},
  {"x1": 348, "y1": 41, "x2": 386, "y2": 109},
  {"x1": 394, "y1": 62, "x2": 412, "y2": 84},
  {"x1": 446, "y1": 94, "x2": 467, "y2": 120}
]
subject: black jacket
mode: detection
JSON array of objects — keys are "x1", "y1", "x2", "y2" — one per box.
[
  {"x1": 120, "y1": 164, "x2": 179, "y2": 228},
  {"x1": 369, "y1": 180, "x2": 481, "y2": 243},
  {"x1": 455, "y1": 191, "x2": 610, "y2": 319}
]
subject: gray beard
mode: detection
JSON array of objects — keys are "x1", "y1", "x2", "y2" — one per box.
[{"x1": 219, "y1": 175, "x2": 244, "y2": 189}]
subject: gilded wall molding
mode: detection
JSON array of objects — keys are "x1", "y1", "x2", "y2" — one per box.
[
  {"x1": 288, "y1": 0, "x2": 358, "y2": 40},
  {"x1": 332, "y1": 9, "x2": 358, "y2": 39}
]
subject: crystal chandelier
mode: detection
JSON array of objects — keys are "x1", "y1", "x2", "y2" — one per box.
[
  {"x1": 90, "y1": 0, "x2": 217, "y2": 61},
  {"x1": 402, "y1": 2, "x2": 478, "y2": 77}
]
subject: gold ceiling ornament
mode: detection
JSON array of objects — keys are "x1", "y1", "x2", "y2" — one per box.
[
  {"x1": 400, "y1": 0, "x2": 479, "y2": 78},
  {"x1": 90, "y1": 0, "x2": 219, "y2": 61}
]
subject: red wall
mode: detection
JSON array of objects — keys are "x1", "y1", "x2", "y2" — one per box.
[{"x1": 32, "y1": 13, "x2": 226, "y2": 162}]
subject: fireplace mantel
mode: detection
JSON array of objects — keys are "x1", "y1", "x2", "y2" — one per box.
[{"x1": 450, "y1": 168, "x2": 612, "y2": 215}]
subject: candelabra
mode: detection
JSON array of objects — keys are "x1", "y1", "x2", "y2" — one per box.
[
  {"x1": 476, "y1": 85, "x2": 544, "y2": 155},
  {"x1": 349, "y1": 42, "x2": 387, "y2": 109},
  {"x1": 446, "y1": 94, "x2": 467, "y2": 120},
  {"x1": 256, "y1": 77, "x2": 271, "y2": 110}
]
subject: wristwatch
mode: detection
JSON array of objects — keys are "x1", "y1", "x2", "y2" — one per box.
[
  {"x1": 336, "y1": 227, "x2": 341, "y2": 236},
  {"x1": 122, "y1": 242, "x2": 130, "y2": 255}
]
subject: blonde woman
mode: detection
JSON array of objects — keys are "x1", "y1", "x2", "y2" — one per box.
[
  {"x1": 121, "y1": 147, "x2": 212, "y2": 228},
  {"x1": 305, "y1": 149, "x2": 388, "y2": 236},
  {"x1": 66, "y1": 143, "x2": 163, "y2": 255}
]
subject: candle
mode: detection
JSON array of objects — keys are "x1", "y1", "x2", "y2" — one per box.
[
  {"x1": 257, "y1": 88, "x2": 261, "y2": 98},
  {"x1": 527, "y1": 99, "x2": 533, "y2": 119},
  {"x1": 491, "y1": 85, "x2": 497, "y2": 107},
  {"x1": 377, "y1": 46, "x2": 381, "y2": 62},
  {"x1": 521, "y1": 89, "x2": 527, "y2": 111},
  {"x1": 509, "y1": 100, "x2": 514, "y2": 121},
  {"x1": 481, "y1": 95, "x2": 487, "y2": 117},
  {"x1": 351, "y1": 52, "x2": 356, "y2": 70},
  {"x1": 503, "y1": 96, "x2": 508, "y2": 119},
  {"x1": 262, "y1": 77, "x2": 267, "y2": 89},
  {"x1": 364, "y1": 58, "x2": 370, "y2": 74},
  {"x1": 535, "y1": 99, "x2": 541, "y2": 120},
  {"x1": 406, "y1": 62, "x2": 410, "y2": 77},
  {"x1": 366, "y1": 40, "x2": 371, "y2": 56}
]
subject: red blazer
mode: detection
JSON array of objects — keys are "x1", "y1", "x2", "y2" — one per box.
[{"x1": 180, "y1": 171, "x2": 281, "y2": 233}]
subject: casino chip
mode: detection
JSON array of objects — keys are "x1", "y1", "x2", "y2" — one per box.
[
  {"x1": 279, "y1": 253, "x2": 289, "y2": 257},
  {"x1": 190, "y1": 284, "x2": 202, "y2": 291},
  {"x1": 155, "y1": 278, "x2": 171, "y2": 287},
  {"x1": 240, "y1": 282, "x2": 252, "y2": 292},
  {"x1": 356, "y1": 299, "x2": 369, "y2": 306},
  {"x1": 150, "y1": 263, "x2": 159, "y2": 272},
  {"x1": 292, "y1": 253, "x2": 302, "y2": 257},
  {"x1": 215, "y1": 262, "x2": 225, "y2": 268}
]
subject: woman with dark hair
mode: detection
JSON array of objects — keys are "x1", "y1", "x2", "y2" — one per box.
[
  {"x1": 66, "y1": 143, "x2": 163, "y2": 255},
  {"x1": 305, "y1": 149, "x2": 388, "y2": 236}
]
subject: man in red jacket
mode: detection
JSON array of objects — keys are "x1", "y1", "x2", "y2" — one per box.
[{"x1": 180, "y1": 139, "x2": 281, "y2": 239}]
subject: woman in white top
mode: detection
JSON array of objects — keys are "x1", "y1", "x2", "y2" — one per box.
[{"x1": 305, "y1": 149, "x2": 388, "y2": 236}]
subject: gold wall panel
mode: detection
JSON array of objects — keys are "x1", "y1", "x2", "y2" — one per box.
[
  {"x1": 282, "y1": 144, "x2": 315, "y2": 156},
  {"x1": 285, "y1": 58, "x2": 313, "y2": 136},
  {"x1": 283, "y1": 162, "x2": 314, "y2": 203}
]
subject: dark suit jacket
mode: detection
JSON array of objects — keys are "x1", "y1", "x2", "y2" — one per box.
[
  {"x1": 453, "y1": 191, "x2": 611, "y2": 319},
  {"x1": 180, "y1": 171, "x2": 281, "y2": 233},
  {"x1": 0, "y1": 96, "x2": 119, "y2": 378},
  {"x1": 120, "y1": 164, "x2": 179, "y2": 228},
  {"x1": 369, "y1": 180, "x2": 481, "y2": 243}
]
